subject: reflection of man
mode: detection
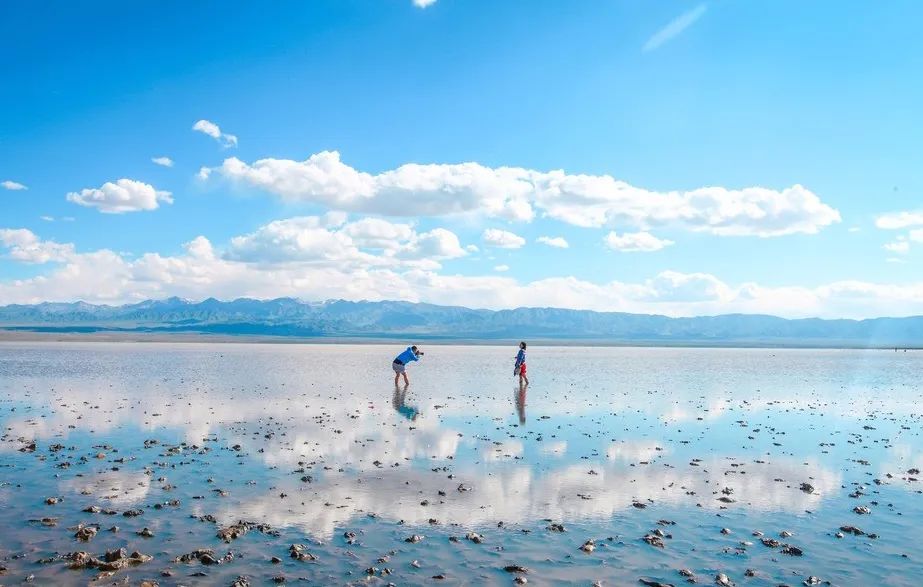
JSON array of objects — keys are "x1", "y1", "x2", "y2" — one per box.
[
  {"x1": 515, "y1": 386, "x2": 526, "y2": 426},
  {"x1": 393, "y1": 384, "x2": 420, "y2": 421}
]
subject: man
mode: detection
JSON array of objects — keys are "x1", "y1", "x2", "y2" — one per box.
[{"x1": 392, "y1": 345, "x2": 423, "y2": 386}]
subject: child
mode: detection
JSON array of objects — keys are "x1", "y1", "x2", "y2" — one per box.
[
  {"x1": 513, "y1": 341, "x2": 529, "y2": 386},
  {"x1": 392, "y1": 345, "x2": 423, "y2": 386}
]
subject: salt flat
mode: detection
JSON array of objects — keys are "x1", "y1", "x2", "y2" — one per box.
[{"x1": 0, "y1": 343, "x2": 920, "y2": 585}]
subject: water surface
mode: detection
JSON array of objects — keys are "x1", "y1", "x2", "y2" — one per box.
[{"x1": 0, "y1": 343, "x2": 920, "y2": 585}]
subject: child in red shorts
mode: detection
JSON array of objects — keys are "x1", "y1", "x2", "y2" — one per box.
[{"x1": 513, "y1": 341, "x2": 529, "y2": 386}]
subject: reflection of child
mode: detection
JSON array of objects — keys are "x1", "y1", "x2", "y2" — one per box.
[{"x1": 513, "y1": 341, "x2": 529, "y2": 386}]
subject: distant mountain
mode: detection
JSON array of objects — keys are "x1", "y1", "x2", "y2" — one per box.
[{"x1": 1, "y1": 297, "x2": 922, "y2": 347}]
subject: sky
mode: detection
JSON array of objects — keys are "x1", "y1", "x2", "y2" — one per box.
[{"x1": 1, "y1": 0, "x2": 922, "y2": 318}]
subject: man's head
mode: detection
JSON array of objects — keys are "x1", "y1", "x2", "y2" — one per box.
[{"x1": 412, "y1": 345, "x2": 423, "y2": 356}]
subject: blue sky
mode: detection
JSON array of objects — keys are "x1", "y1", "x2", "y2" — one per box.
[{"x1": 1, "y1": 1, "x2": 922, "y2": 317}]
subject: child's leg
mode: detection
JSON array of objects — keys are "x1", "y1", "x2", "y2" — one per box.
[{"x1": 402, "y1": 372, "x2": 410, "y2": 386}]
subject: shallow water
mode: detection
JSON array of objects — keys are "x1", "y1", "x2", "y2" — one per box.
[{"x1": 0, "y1": 342, "x2": 920, "y2": 586}]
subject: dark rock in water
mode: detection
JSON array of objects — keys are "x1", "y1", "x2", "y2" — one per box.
[
  {"x1": 504, "y1": 565, "x2": 529, "y2": 573},
  {"x1": 781, "y1": 545, "x2": 804, "y2": 556},
  {"x1": 839, "y1": 525, "x2": 865, "y2": 536},
  {"x1": 803, "y1": 576, "x2": 822, "y2": 586},
  {"x1": 122, "y1": 509, "x2": 143, "y2": 517},
  {"x1": 405, "y1": 534, "x2": 425, "y2": 543},
  {"x1": 230, "y1": 576, "x2": 251, "y2": 587},
  {"x1": 75, "y1": 526, "x2": 98, "y2": 541},
  {"x1": 632, "y1": 501, "x2": 648, "y2": 509},
  {"x1": 271, "y1": 557, "x2": 282, "y2": 564},
  {"x1": 579, "y1": 539, "x2": 596, "y2": 553},
  {"x1": 272, "y1": 575, "x2": 285, "y2": 584},
  {"x1": 466, "y1": 532, "x2": 484, "y2": 544},
  {"x1": 800, "y1": 483, "x2": 815, "y2": 493},
  {"x1": 289, "y1": 544, "x2": 317, "y2": 561},
  {"x1": 715, "y1": 573, "x2": 734, "y2": 586},
  {"x1": 137, "y1": 527, "x2": 155, "y2": 538},
  {"x1": 104, "y1": 548, "x2": 127, "y2": 563},
  {"x1": 744, "y1": 569, "x2": 756, "y2": 577},
  {"x1": 547, "y1": 523, "x2": 566, "y2": 532},
  {"x1": 217, "y1": 520, "x2": 276, "y2": 542},
  {"x1": 678, "y1": 569, "x2": 694, "y2": 578},
  {"x1": 343, "y1": 531, "x2": 357, "y2": 544},
  {"x1": 853, "y1": 506, "x2": 871, "y2": 515},
  {"x1": 760, "y1": 538, "x2": 781, "y2": 548},
  {"x1": 639, "y1": 579, "x2": 675, "y2": 587}
]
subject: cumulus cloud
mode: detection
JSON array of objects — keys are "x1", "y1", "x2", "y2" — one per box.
[
  {"x1": 192, "y1": 119, "x2": 238, "y2": 148},
  {"x1": 413, "y1": 0, "x2": 437, "y2": 7},
  {"x1": 537, "y1": 236, "x2": 569, "y2": 248},
  {"x1": 66, "y1": 179, "x2": 173, "y2": 214},
  {"x1": 151, "y1": 156, "x2": 174, "y2": 167},
  {"x1": 8, "y1": 227, "x2": 923, "y2": 319},
  {"x1": 225, "y1": 215, "x2": 466, "y2": 270},
  {"x1": 605, "y1": 231, "x2": 674, "y2": 252},
  {"x1": 202, "y1": 151, "x2": 839, "y2": 237},
  {"x1": 483, "y1": 228, "x2": 526, "y2": 249},
  {"x1": 884, "y1": 237, "x2": 909, "y2": 255},
  {"x1": 876, "y1": 210, "x2": 923, "y2": 230},
  {"x1": 494, "y1": 265, "x2": 510, "y2": 272},
  {"x1": 2, "y1": 180, "x2": 27, "y2": 190},
  {"x1": 643, "y1": 3, "x2": 707, "y2": 52},
  {"x1": 0, "y1": 229, "x2": 75, "y2": 263}
]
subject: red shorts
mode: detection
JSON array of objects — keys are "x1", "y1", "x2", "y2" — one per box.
[{"x1": 518, "y1": 363, "x2": 527, "y2": 376}]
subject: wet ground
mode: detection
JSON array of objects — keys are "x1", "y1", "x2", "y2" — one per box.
[{"x1": 0, "y1": 342, "x2": 920, "y2": 586}]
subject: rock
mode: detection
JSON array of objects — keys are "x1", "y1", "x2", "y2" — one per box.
[
  {"x1": 639, "y1": 580, "x2": 674, "y2": 587},
  {"x1": 289, "y1": 543, "x2": 317, "y2": 561},
  {"x1": 803, "y1": 577, "x2": 821, "y2": 586},
  {"x1": 547, "y1": 523, "x2": 566, "y2": 532},
  {"x1": 504, "y1": 565, "x2": 529, "y2": 573},
  {"x1": 75, "y1": 526, "x2": 98, "y2": 541},
  {"x1": 781, "y1": 545, "x2": 804, "y2": 556},
  {"x1": 720, "y1": 528, "x2": 731, "y2": 535},
  {"x1": 715, "y1": 573, "x2": 734, "y2": 587},
  {"x1": 45, "y1": 497, "x2": 60, "y2": 505},
  {"x1": 466, "y1": 532, "x2": 484, "y2": 544},
  {"x1": 853, "y1": 506, "x2": 871, "y2": 515},
  {"x1": 800, "y1": 483, "x2": 815, "y2": 493},
  {"x1": 643, "y1": 534, "x2": 665, "y2": 548},
  {"x1": 122, "y1": 509, "x2": 143, "y2": 517},
  {"x1": 839, "y1": 525, "x2": 865, "y2": 536},
  {"x1": 405, "y1": 534, "x2": 425, "y2": 544},
  {"x1": 138, "y1": 527, "x2": 155, "y2": 538},
  {"x1": 580, "y1": 539, "x2": 596, "y2": 553},
  {"x1": 231, "y1": 576, "x2": 251, "y2": 587},
  {"x1": 760, "y1": 538, "x2": 781, "y2": 548}
]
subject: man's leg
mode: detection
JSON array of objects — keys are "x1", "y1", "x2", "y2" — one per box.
[{"x1": 402, "y1": 371, "x2": 410, "y2": 386}]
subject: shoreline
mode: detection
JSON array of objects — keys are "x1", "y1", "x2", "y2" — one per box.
[{"x1": 0, "y1": 329, "x2": 920, "y2": 350}]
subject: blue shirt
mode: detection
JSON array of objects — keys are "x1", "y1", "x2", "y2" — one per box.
[
  {"x1": 514, "y1": 348, "x2": 526, "y2": 368},
  {"x1": 394, "y1": 347, "x2": 419, "y2": 364}
]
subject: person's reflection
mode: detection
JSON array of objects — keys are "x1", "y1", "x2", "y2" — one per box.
[
  {"x1": 515, "y1": 384, "x2": 527, "y2": 425},
  {"x1": 392, "y1": 383, "x2": 420, "y2": 421}
]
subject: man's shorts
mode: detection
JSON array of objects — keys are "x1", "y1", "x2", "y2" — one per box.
[{"x1": 393, "y1": 361, "x2": 406, "y2": 374}]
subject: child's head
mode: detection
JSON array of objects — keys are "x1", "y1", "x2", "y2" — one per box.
[{"x1": 519, "y1": 341, "x2": 527, "y2": 349}]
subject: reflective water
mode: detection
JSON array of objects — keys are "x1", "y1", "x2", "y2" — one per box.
[{"x1": 0, "y1": 343, "x2": 920, "y2": 585}]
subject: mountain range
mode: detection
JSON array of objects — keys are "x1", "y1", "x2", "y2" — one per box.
[{"x1": 0, "y1": 297, "x2": 921, "y2": 347}]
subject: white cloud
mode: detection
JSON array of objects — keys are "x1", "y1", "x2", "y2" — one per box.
[
  {"x1": 10, "y1": 227, "x2": 923, "y2": 319},
  {"x1": 536, "y1": 236, "x2": 569, "y2": 249},
  {"x1": 40, "y1": 216, "x2": 54, "y2": 222},
  {"x1": 643, "y1": 3, "x2": 708, "y2": 52},
  {"x1": 483, "y1": 228, "x2": 526, "y2": 249},
  {"x1": 494, "y1": 265, "x2": 510, "y2": 272},
  {"x1": 876, "y1": 210, "x2": 923, "y2": 230},
  {"x1": 224, "y1": 215, "x2": 466, "y2": 270},
  {"x1": 605, "y1": 231, "x2": 674, "y2": 252},
  {"x1": 203, "y1": 151, "x2": 839, "y2": 237},
  {"x1": 2, "y1": 180, "x2": 27, "y2": 191},
  {"x1": 151, "y1": 156, "x2": 174, "y2": 167},
  {"x1": 413, "y1": 0, "x2": 437, "y2": 7},
  {"x1": 66, "y1": 179, "x2": 173, "y2": 213},
  {"x1": 192, "y1": 119, "x2": 238, "y2": 148},
  {"x1": 884, "y1": 238, "x2": 909, "y2": 255},
  {"x1": 0, "y1": 229, "x2": 75, "y2": 264}
]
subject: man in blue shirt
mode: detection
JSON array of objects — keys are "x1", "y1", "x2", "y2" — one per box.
[{"x1": 392, "y1": 345, "x2": 423, "y2": 386}]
